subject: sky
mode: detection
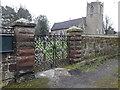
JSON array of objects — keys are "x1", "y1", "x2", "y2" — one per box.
[{"x1": 1, "y1": 0, "x2": 119, "y2": 31}]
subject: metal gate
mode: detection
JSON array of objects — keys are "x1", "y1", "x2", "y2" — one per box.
[{"x1": 34, "y1": 35, "x2": 70, "y2": 72}]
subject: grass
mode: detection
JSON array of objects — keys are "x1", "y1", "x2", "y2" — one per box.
[
  {"x1": 81, "y1": 53, "x2": 120, "y2": 62},
  {"x1": 0, "y1": 82, "x2": 7, "y2": 88},
  {"x1": 63, "y1": 53, "x2": 120, "y2": 72},
  {"x1": 63, "y1": 60, "x2": 103, "y2": 72},
  {"x1": 5, "y1": 78, "x2": 50, "y2": 88}
]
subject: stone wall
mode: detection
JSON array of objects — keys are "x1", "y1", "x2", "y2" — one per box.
[
  {"x1": 1, "y1": 29, "x2": 15, "y2": 81},
  {"x1": 67, "y1": 27, "x2": 119, "y2": 63},
  {"x1": 1, "y1": 20, "x2": 36, "y2": 81},
  {"x1": 81, "y1": 35, "x2": 118, "y2": 60},
  {"x1": 2, "y1": 52, "x2": 16, "y2": 81}
]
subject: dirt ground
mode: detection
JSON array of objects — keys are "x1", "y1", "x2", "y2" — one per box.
[
  {"x1": 5, "y1": 57, "x2": 119, "y2": 88},
  {"x1": 51, "y1": 58, "x2": 119, "y2": 88}
]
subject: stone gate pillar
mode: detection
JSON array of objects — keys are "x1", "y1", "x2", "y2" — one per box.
[
  {"x1": 67, "y1": 26, "x2": 83, "y2": 63},
  {"x1": 11, "y1": 18, "x2": 36, "y2": 71}
]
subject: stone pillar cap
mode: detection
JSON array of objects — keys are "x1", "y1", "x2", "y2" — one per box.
[
  {"x1": 15, "y1": 18, "x2": 30, "y2": 23},
  {"x1": 11, "y1": 18, "x2": 36, "y2": 27},
  {"x1": 67, "y1": 26, "x2": 83, "y2": 33}
]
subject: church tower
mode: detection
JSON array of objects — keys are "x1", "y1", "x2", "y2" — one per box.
[{"x1": 85, "y1": 1, "x2": 104, "y2": 34}]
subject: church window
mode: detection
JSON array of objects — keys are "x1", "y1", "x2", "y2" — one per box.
[
  {"x1": 100, "y1": 5, "x2": 102, "y2": 14},
  {"x1": 90, "y1": 5, "x2": 94, "y2": 17}
]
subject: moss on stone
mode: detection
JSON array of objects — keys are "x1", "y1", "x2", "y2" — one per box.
[
  {"x1": 0, "y1": 82, "x2": 7, "y2": 88},
  {"x1": 62, "y1": 65, "x2": 76, "y2": 69},
  {"x1": 63, "y1": 53, "x2": 119, "y2": 72},
  {"x1": 7, "y1": 78, "x2": 50, "y2": 88}
]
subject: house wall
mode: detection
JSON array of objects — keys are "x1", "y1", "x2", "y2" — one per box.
[
  {"x1": 51, "y1": 29, "x2": 68, "y2": 35},
  {"x1": 1, "y1": 52, "x2": 16, "y2": 81}
]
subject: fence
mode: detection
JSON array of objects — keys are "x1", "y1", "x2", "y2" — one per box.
[{"x1": 34, "y1": 34, "x2": 70, "y2": 72}]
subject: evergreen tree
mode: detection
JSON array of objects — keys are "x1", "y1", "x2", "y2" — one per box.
[
  {"x1": 17, "y1": 6, "x2": 32, "y2": 21},
  {"x1": 2, "y1": 6, "x2": 17, "y2": 26},
  {"x1": 2, "y1": 5, "x2": 32, "y2": 27},
  {"x1": 35, "y1": 15, "x2": 49, "y2": 35}
]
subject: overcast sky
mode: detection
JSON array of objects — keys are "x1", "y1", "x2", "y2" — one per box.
[{"x1": 1, "y1": 0, "x2": 119, "y2": 31}]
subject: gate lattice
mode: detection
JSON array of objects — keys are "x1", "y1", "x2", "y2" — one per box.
[{"x1": 34, "y1": 35, "x2": 70, "y2": 72}]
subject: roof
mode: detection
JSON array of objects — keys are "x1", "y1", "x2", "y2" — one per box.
[{"x1": 51, "y1": 17, "x2": 86, "y2": 31}]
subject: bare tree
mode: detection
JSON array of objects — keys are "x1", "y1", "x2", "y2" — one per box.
[
  {"x1": 103, "y1": 16, "x2": 116, "y2": 34},
  {"x1": 103, "y1": 16, "x2": 112, "y2": 31}
]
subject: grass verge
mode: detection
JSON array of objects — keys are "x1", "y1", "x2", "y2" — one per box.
[
  {"x1": 63, "y1": 53, "x2": 120, "y2": 72},
  {"x1": 3, "y1": 78, "x2": 50, "y2": 88}
]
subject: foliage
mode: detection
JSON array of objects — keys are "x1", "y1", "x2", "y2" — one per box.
[
  {"x1": 2, "y1": 6, "x2": 17, "y2": 26},
  {"x1": 0, "y1": 82, "x2": 7, "y2": 88},
  {"x1": 35, "y1": 15, "x2": 49, "y2": 35},
  {"x1": 103, "y1": 16, "x2": 116, "y2": 34},
  {"x1": 2, "y1": 5, "x2": 32, "y2": 27},
  {"x1": 17, "y1": 6, "x2": 32, "y2": 21}
]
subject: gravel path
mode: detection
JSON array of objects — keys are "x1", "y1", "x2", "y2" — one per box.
[{"x1": 52, "y1": 58, "x2": 118, "y2": 88}]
